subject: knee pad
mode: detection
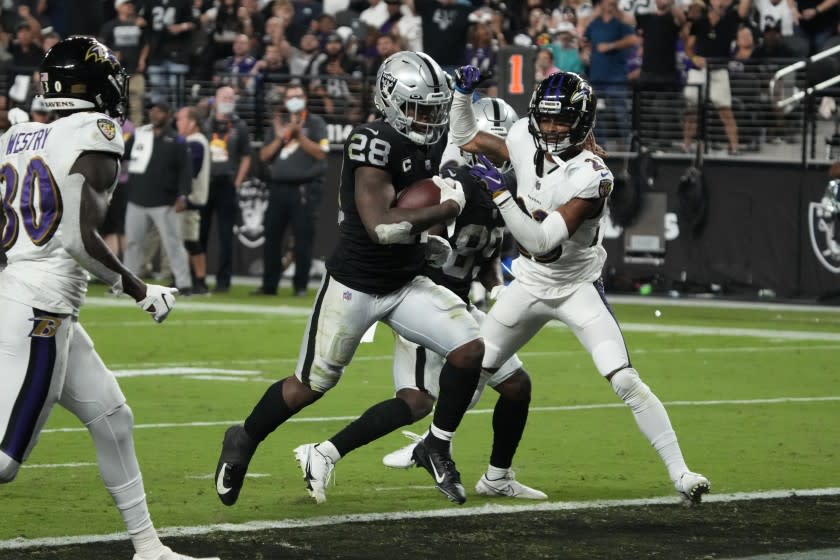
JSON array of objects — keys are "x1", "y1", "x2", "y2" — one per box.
[
  {"x1": 88, "y1": 403, "x2": 135, "y2": 444},
  {"x1": 609, "y1": 368, "x2": 653, "y2": 412},
  {"x1": 0, "y1": 451, "x2": 21, "y2": 484},
  {"x1": 184, "y1": 240, "x2": 202, "y2": 256}
]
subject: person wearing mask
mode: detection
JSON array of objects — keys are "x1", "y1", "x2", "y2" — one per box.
[
  {"x1": 175, "y1": 106, "x2": 211, "y2": 295},
  {"x1": 201, "y1": 86, "x2": 252, "y2": 293},
  {"x1": 253, "y1": 84, "x2": 329, "y2": 296},
  {"x1": 124, "y1": 98, "x2": 194, "y2": 294}
]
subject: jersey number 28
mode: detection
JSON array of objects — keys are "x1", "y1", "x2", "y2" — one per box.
[{"x1": 0, "y1": 158, "x2": 62, "y2": 251}]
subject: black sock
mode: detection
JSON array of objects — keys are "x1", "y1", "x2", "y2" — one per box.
[
  {"x1": 243, "y1": 379, "x2": 294, "y2": 443},
  {"x1": 428, "y1": 362, "x2": 480, "y2": 452},
  {"x1": 329, "y1": 398, "x2": 413, "y2": 457},
  {"x1": 489, "y1": 395, "x2": 530, "y2": 469}
]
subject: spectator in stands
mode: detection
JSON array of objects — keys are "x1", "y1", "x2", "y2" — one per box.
[
  {"x1": 793, "y1": 0, "x2": 838, "y2": 54},
  {"x1": 251, "y1": 43, "x2": 292, "y2": 102},
  {"x1": 683, "y1": 0, "x2": 750, "y2": 155},
  {"x1": 199, "y1": 0, "x2": 247, "y2": 79},
  {"x1": 622, "y1": 0, "x2": 686, "y2": 149},
  {"x1": 175, "y1": 105, "x2": 211, "y2": 295},
  {"x1": 584, "y1": 0, "x2": 638, "y2": 150},
  {"x1": 101, "y1": 0, "x2": 147, "y2": 127},
  {"x1": 313, "y1": 13, "x2": 338, "y2": 48},
  {"x1": 309, "y1": 32, "x2": 364, "y2": 122},
  {"x1": 218, "y1": 33, "x2": 258, "y2": 92},
  {"x1": 752, "y1": 0, "x2": 795, "y2": 36},
  {"x1": 124, "y1": 98, "x2": 194, "y2": 293},
  {"x1": 42, "y1": 31, "x2": 61, "y2": 53},
  {"x1": 414, "y1": 0, "x2": 475, "y2": 73},
  {"x1": 8, "y1": 21, "x2": 44, "y2": 89},
  {"x1": 534, "y1": 47, "x2": 561, "y2": 81},
  {"x1": 287, "y1": 0, "x2": 323, "y2": 45},
  {"x1": 379, "y1": 0, "x2": 422, "y2": 52},
  {"x1": 755, "y1": 18, "x2": 799, "y2": 56},
  {"x1": 288, "y1": 30, "x2": 320, "y2": 78},
  {"x1": 360, "y1": 0, "x2": 390, "y2": 29},
  {"x1": 547, "y1": 21, "x2": 585, "y2": 74},
  {"x1": 202, "y1": 85, "x2": 252, "y2": 293},
  {"x1": 0, "y1": 96, "x2": 9, "y2": 135},
  {"x1": 464, "y1": 12, "x2": 500, "y2": 95},
  {"x1": 141, "y1": 0, "x2": 196, "y2": 106},
  {"x1": 253, "y1": 84, "x2": 328, "y2": 297}
]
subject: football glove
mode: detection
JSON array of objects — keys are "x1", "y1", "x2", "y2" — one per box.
[
  {"x1": 432, "y1": 175, "x2": 466, "y2": 215},
  {"x1": 454, "y1": 65, "x2": 481, "y2": 95},
  {"x1": 470, "y1": 154, "x2": 509, "y2": 201},
  {"x1": 137, "y1": 284, "x2": 179, "y2": 323},
  {"x1": 425, "y1": 235, "x2": 452, "y2": 267}
]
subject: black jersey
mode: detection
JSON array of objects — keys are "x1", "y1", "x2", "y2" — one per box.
[
  {"x1": 325, "y1": 120, "x2": 447, "y2": 295},
  {"x1": 424, "y1": 165, "x2": 506, "y2": 303}
]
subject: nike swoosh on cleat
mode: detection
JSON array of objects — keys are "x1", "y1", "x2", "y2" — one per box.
[
  {"x1": 216, "y1": 464, "x2": 232, "y2": 495},
  {"x1": 429, "y1": 460, "x2": 446, "y2": 484}
]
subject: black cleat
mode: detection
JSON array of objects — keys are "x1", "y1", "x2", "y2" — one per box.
[
  {"x1": 411, "y1": 438, "x2": 466, "y2": 504},
  {"x1": 214, "y1": 425, "x2": 257, "y2": 506}
]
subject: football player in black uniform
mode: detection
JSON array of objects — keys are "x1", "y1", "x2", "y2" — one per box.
[
  {"x1": 215, "y1": 52, "x2": 483, "y2": 506},
  {"x1": 377, "y1": 98, "x2": 548, "y2": 499}
]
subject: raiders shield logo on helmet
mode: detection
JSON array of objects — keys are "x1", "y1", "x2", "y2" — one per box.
[{"x1": 808, "y1": 202, "x2": 840, "y2": 273}]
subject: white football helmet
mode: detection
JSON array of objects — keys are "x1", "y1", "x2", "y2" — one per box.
[
  {"x1": 374, "y1": 51, "x2": 452, "y2": 145},
  {"x1": 462, "y1": 97, "x2": 518, "y2": 171}
]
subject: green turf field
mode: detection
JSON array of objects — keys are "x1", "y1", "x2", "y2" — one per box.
[{"x1": 2, "y1": 287, "x2": 839, "y2": 543}]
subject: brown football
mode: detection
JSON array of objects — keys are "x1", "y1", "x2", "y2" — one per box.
[{"x1": 396, "y1": 178, "x2": 441, "y2": 208}]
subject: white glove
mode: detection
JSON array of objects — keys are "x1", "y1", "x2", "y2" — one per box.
[
  {"x1": 137, "y1": 284, "x2": 179, "y2": 323},
  {"x1": 8, "y1": 107, "x2": 29, "y2": 125},
  {"x1": 425, "y1": 234, "x2": 452, "y2": 267},
  {"x1": 432, "y1": 175, "x2": 466, "y2": 216}
]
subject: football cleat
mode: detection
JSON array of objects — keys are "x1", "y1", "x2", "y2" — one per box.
[
  {"x1": 475, "y1": 471, "x2": 548, "y2": 500},
  {"x1": 293, "y1": 443, "x2": 336, "y2": 504},
  {"x1": 411, "y1": 438, "x2": 466, "y2": 504},
  {"x1": 132, "y1": 546, "x2": 220, "y2": 560},
  {"x1": 214, "y1": 425, "x2": 257, "y2": 507},
  {"x1": 382, "y1": 430, "x2": 425, "y2": 469},
  {"x1": 675, "y1": 471, "x2": 711, "y2": 504}
]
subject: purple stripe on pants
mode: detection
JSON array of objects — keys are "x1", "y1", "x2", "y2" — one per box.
[{"x1": 1, "y1": 309, "x2": 58, "y2": 462}]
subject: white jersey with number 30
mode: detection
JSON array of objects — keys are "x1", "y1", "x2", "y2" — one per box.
[
  {"x1": 505, "y1": 119, "x2": 612, "y2": 299},
  {"x1": 0, "y1": 112, "x2": 124, "y2": 314}
]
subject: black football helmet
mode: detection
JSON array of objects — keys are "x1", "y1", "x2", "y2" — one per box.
[
  {"x1": 39, "y1": 36, "x2": 128, "y2": 121},
  {"x1": 527, "y1": 72, "x2": 596, "y2": 155}
]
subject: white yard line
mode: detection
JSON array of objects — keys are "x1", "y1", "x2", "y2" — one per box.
[
  {"x1": 106, "y1": 343, "x2": 840, "y2": 371},
  {"x1": 39, "y1": 395, "x2": 840, "y2": 435},
  {"x1": 2, "y1": 487, "x2": 838, "y2": 550},
  {"x1": 114, "y1": 368, "x2": 260, "y2": 378},
  {"x1": 22, "y1": 462, "x2": 96, "y2": 469},
  {"x1": 84, "y1": 295, "x2": 840, "y2": 316}
]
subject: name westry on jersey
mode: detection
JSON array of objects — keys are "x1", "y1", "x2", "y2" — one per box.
[{"x1": 5, "y1": 128, "x2": 52, "y2": 154}]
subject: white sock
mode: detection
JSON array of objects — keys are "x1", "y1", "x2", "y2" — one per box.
[
  {"x1": 429, "y1": 423, "x2": 455, "y2": 443},
  {"x1": 130, "y1": 525, "x2": 165, "y2": 558},
  {"x1": 486, "y1": 465, "x2": 509, "y2": 481},
  {"x1": 316, "y1": 440, "x2": 341, "y2": 463}
]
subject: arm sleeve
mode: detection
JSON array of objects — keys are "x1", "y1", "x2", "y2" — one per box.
[
  {"x1": 188, "y1": 139, "x2": 205, "y2": 179},
  {"x1": 449, "y1": 91, "x2": 478, "y2": 147},
  {"x1": 496, "y1": 197, "x2": 570, "y2": 256}
]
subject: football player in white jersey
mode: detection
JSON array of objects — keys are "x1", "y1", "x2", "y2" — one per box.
[
  {"x1": 447, "y1": 67, "x2": 711, "y2": 504},
  {"x1": 0, "y1": 37, "x2": 217, "y2": 560}
]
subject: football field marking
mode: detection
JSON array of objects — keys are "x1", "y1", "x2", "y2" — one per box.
[
  {"x1": 38, "y1": 395, "x2": 840, "y2": 435},
  {"x1": 2, "y1": 487, "x2": 838, "y2": 550},
  {"x1": 107, "y1": 343, "x2": 840, "y2": 371}
]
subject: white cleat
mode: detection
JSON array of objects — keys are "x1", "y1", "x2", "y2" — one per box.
[
  {"x1": 382, "y1": 430, "x2": 425, "y2": 469},
  {"x1": 475, "y1": 471, "x2": 548, "y2": 500},
  {"x1": 132, "y1": 546, "x2": 220, "y2": 560},
  {"x1": 675, "y1": 471, "x2": 711, "y2": 504},
  {"x1": 294, "y1": 443, "x2": 336, "y2": 504}
]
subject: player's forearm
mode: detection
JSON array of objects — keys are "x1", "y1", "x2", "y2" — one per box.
[
  {"x1": 449, "y1": 91, "x2": 478, "y2": 147},
  {"x1": 496, "y1": 196, "x2": 568, "y2": 255},
  {"x1": 366, "y1": 203, "x2": 459, "y2": 244},
  {"x1": 460, "y1": 130, "x2": 510, "y2": 163},
  {"x1": 58, "y1": 175, "x2": 144, "y2": 299}
]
